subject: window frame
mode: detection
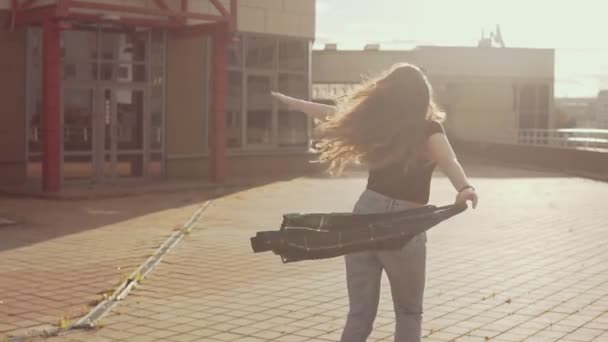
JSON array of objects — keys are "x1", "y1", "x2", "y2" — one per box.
[{"x1": 224, "y1": 33, "x2": 312, "y2": 152}]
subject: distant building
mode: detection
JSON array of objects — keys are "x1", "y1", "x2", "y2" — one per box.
[
  {"x1": 596, "y1": 90, "x2": 608, "y2": 128},
  {"x1": 555, "y1": 97, "x2": 596, "y2": 128},
  {"x1": 312, "y1": 44, "x2": 555, "y2": 144},
  {"x1": 557, "y1": 91, "x2": 608, "y2": 129}
]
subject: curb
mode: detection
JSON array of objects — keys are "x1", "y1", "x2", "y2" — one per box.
[{"x1": 7, "y1": 199, "x2": 214, "y2": 342}]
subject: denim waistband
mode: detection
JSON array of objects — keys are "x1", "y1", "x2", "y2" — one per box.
[{"x1": 358, "y1": 188, "x2": 411, "y2": 212}]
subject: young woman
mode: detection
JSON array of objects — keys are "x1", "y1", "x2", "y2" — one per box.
[{"x1": 272, "y1": 62, "x2": 478, "y2": 342}]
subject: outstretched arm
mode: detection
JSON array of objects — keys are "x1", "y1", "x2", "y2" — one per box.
[
  {"x1": 427, "y1": 133, "x2": 478, "y2": 208},
  {"x1": 271, "y1": 91, "x2": 336, "y2": 120}
]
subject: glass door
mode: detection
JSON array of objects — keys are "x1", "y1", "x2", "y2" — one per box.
[
  {"x1": 62, "y1": 87, "x2": 95, "y2": 180},
  {"x1": 99, "y1": 87, "x2": 146, "y2": 179},
  {"x1": 115, "y1": 87, "x2": 145, "y2": 178}
]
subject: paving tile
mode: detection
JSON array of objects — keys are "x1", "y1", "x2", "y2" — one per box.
[{"x1": 18, "y1": 164, "x2": 608, "y2": 342}]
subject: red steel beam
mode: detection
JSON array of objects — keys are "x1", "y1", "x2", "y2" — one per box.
[
  {"x1": 19, "y1": 0, "x2": 38, "y2": 9},
  {"x1": 13, "y1": 4, "x2": 62, "y2": 26},
  {"x1": 56, "y1": 0, "x2": 70, "y2": 16},
  {"x1": 174, "y1": 22, "x2": 218, "y2": 36},
  {"x1": 10, "y1": 0, "x2": 17, "y2": 30},
  {"x1": 153, "y1": 0, "x2": 169, "y2": 10},
  {"x1": 209, "y1": 0, "x2": 229, "y2": 19},
  {"x1": 229, "y1": 0, "x2": 237, "y2": 32},
  {"x1": 41, "y1": 20, "x2": 62, "y2": 192},
  {"x1": 153, "y1": 0, "x2": 185, "y2": 23},
  {"x1": 64, "y1": 12, "x2": 102, "y2": 21},
  {"x1": 118, "y1": 16, "x2": 183, "y2": 28},
  {"x1": 69, "y1": 0, "x2": 225, "y2": 22},
  {"x1": 65, "y1": 12, "x2": 184, "y2": 29}
]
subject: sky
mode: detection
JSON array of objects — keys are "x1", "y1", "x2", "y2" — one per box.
[{"x1": 314, "y1": 0, "x2": 608, "y2": 98}]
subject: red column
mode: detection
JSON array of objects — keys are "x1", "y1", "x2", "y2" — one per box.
[
  {"x1": 209, "y1": 23, "x2": 229, "y2": 183},
  {"x1": 41, "y1": 20, "x2": 61, "y2": 192}
]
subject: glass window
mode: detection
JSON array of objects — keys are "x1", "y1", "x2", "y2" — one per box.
[
  {"x1": 61, "y1": 30, "x2": 97, "y2": 61},
  {"x1": 228, "y1": 37, "x2": 243, "y2": 68},
  {"x1": 151, "y1": 29, "x2": 164, "y2": 66},
  {"x1": 224, "y1": 34, "x2": 311, "y2": 150},
  {"x1": 518, "y1": 84, "x2": 550, "y2": 129},
  {"x1": 246, "y1": 36, "x2": 276, "y2": 69},
  {"x1": 26, "y1": 28, "x2": 42, "y2": 156},
  {"x1": 27, "y1": 96, "x2": 42, "y2": 154},
  {"x1": 227, "y1": 71, "x2": 243, "y2": 147},
  {"x1": 120, "y1": 31, "x2": 147, "y2": 63},
  {"x1": 279, "y1": 40, "x2": 308, "y2": 71},
  {"x1": 116, "y1": 89, "x2": 144, "y2": 150},
  {"x1": 99, "y1": 63, "x2": 114, "y2": 81},
  {"x1": 116, "y1": 63, "x2": 146, "y2": 83},
  {"x1": 100, "y1": 31, "x2": 120, "y2": 60},
  {"x1": 278, "y1": 74, "x2": 307, "y2": 100},
  {"x1": 519, "y1": 85, "x2": 536, "y2": 112},
  {"x1": 62, "y1": 62, "x2": 97, "y2": 81},
  {"x1": 246, "y1": 74, "x2": 273, "y2": 145},
  {"x1": 278, "y1": 74, "x2": 308, "y2": 146},
  {"x1": 151, "y1": 65, "x2": 164, "y2": 87},
  {"x1": 278, "y1": 111, "x2": 308, "y2": 147},
  {"x1": 150, "y1": 86, "x2": 164, "y2": 150},
  {"x1": 63, "y1": 88, "x2": 94, "y2": 152}
]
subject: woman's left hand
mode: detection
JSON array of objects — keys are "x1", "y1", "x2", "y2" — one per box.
[{"x1": 455, "y1": 188, "x2": 478, "y2": 209}]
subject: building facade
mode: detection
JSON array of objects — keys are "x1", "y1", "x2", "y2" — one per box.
[
  {"x1": 312, "y1": 45, "x2": 555, "y2": 145},
  {"x1": 0, "y1": 0, "x2": 316, "y2": 192},
  {"x1": 595, "y1": 90, "x2": 608, "y2": 128},
  {"x1": 557, "y1": 90, "x2": 608, "y2": 129},
  {"x1": 555, "y1": 97, "x2": 595, "y2": 128}
]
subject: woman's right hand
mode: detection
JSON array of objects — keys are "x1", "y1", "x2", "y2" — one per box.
[{"x1": 455, "y1": 188, "x2": 478, "y2": 209}]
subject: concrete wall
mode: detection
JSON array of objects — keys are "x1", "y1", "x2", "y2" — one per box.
[
  {"x1": 312, "y1": 47, "x2": 553, "y2": 84},
  {"x1": 165, "y1": 32, "x2": 209, "y2": 179},
  {"x1": 312, "y1": 50, "x2": 417, "y2": 83},
  {"x1": 453, "y1": 140, "x2": 608, "y2": 180},
  {"x1": 0, "y1": 12, "x2": 27, "y2": 185},
  {"x1": 432, "y1": 77, "x2": 519, "y2": 143},
  {"x1": 415, "y1": 46, "x2": 554, "y2": 80},
  {"x1": 233, "y1": 0, "x2": 315, "y2": 38}
]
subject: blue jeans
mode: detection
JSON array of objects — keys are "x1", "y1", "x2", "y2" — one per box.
[{"x1": 340, "y1": 189, "x2": 427, "y2": 342}]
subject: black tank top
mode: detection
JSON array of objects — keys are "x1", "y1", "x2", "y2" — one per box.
[{"x1": 366, "y1": 120, "x2": 445, "y2": 204}]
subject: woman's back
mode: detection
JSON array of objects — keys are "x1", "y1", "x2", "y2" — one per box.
[{"x1": 366, "y1": 120, "x2": 445, "y2": 204}]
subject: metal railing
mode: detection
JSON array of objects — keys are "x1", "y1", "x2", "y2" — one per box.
[
  {"x1": 517, "y1": 128, "x2": 608, "y2": 150},
  {"x1": 459, "y1": 128, "x2": 608, "y2": 152}
]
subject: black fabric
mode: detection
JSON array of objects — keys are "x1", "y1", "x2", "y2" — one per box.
[
  {"x1": 250, "y1": 203, "x2": 466, "y2": 263},
  {"x1": 366, "y1": 120, "x2": 445, "y2": 204}
]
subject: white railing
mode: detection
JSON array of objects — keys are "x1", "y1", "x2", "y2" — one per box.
[
  {"x1": 459, "y1": 128, "x2": 608, "y2": 152},
  {"x1": 517, "y1": 128, "x2": 608, "y2": 151}
]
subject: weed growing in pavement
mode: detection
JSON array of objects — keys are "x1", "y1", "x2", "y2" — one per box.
[{"x1": 59, "y1": 312, "x2": 72, "y2": 330}]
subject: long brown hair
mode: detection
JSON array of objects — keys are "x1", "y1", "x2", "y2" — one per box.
[{"x1": 315, "y1": 62, "x2": 445, "y2": 174}]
